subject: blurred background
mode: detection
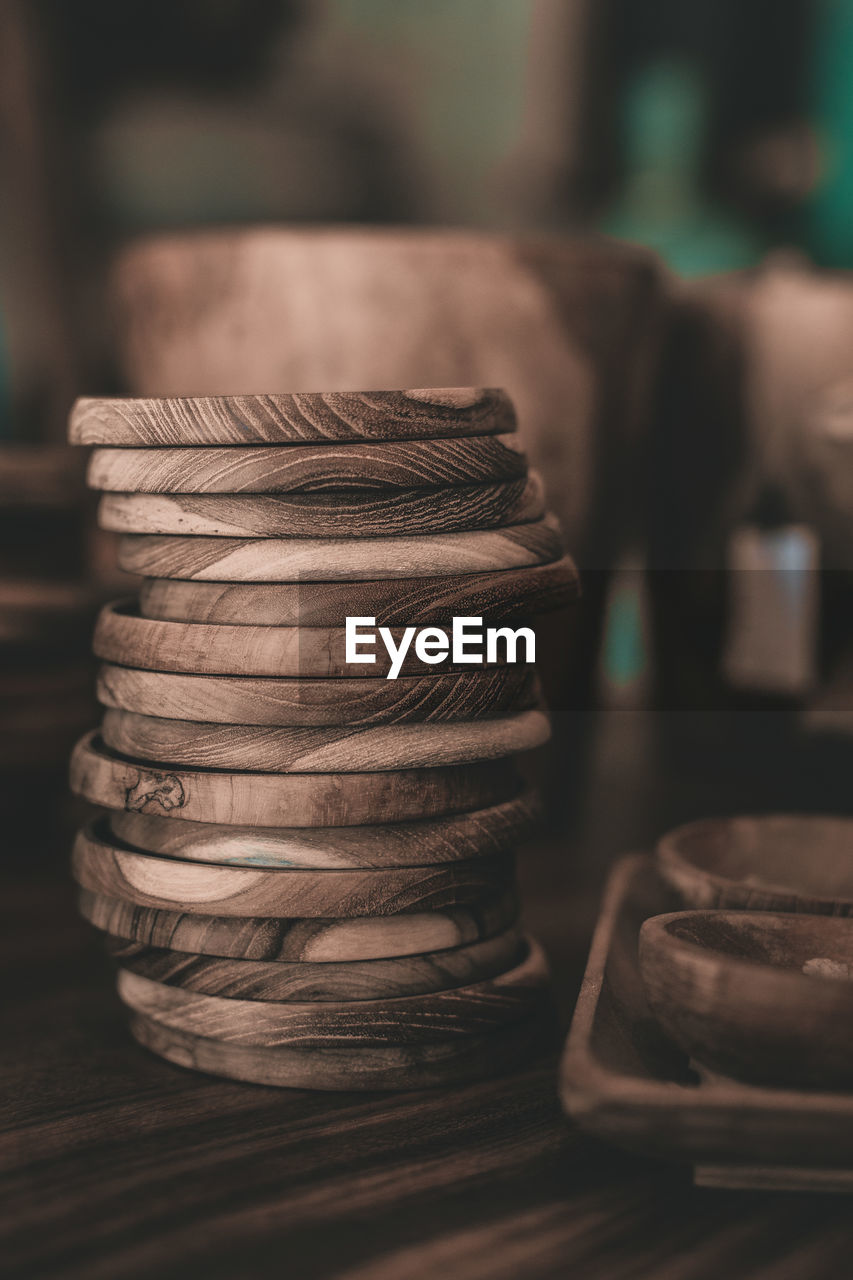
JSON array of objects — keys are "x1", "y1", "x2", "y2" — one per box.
[{"x1": 4, "y1": 0, "x2": 853, "y2": 880}]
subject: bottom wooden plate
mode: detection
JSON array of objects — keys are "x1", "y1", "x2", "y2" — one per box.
[
  {"x1": 116, "y1": 938, "x2": 548, "y2": 1045},
  {"x1": 106, "y1": 926, "x2": 525, "y2": 1001},
  {"x1": 560, "y1": 855, "x2": 853, "y2": 1191},
  {"x1": 128, "y1": 1008, "x2": 551, "y2": 1091}
]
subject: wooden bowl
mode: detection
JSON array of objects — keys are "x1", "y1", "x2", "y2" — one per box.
[
  {"x1": 656, "y1": 815, "x2": 853, "y2": 915},
  {"x1": 639, "y1": 909, "x2": 853, "y2": 1089}
]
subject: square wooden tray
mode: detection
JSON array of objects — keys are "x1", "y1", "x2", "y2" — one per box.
[{"x1": 560, "y1": 853, "x2": 853, "y2": 1191}]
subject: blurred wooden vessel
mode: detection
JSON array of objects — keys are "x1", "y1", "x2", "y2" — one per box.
[{"x1": 561, "y1": 854, "x2": 853, "y2": 1191}]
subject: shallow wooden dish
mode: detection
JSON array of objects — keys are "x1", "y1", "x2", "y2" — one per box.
[
  {"x1": 639, "y1": 909, "x2": 853, "y2": 1091},
  {"x1": 79, "y1": 885, "x2": 518, "y2": 961},
  {"x1": 110, "y1": 793, "x2": 537, "y2": 869},
  {"x1": 657, "y1": 815, "x2": 853, "y2": 915},
  {"x1": 128, "y1": 1008, "x2": 548, "y2": 1091},
  {"x1": 95, "y1": 663, "x2": 536, "y2": 726},
  {"x1": 70, "y1": 388, "x2": 515, "y2": 446},
  {"x1": 561, "y1": 854, "x2": 853, "y2": 1191},
  {"x1": 98, "y1": 475, "x2": 543, "y2": 538},
  {"x1": 72, "y1": 819, "x2": 515, "y2": 916},
  {"x1": 101, "y1": 707, "x2": 548, "y2": 773},
  {"x1": 115, "y1": 518, "x2": 561, "y2": 582},
  {"x1": 87, "y1": 435, "x2": 525, "y2": 494},
  {"x1": 70, "y1": 731, "x2": 518, "y2": 827},
  {"x1": 107, "y1": 925, "x2": 525, "y2": 1001},
  {"x1": 137, "y1": 556, "x2": 579, "y2": 626},
  {"x1": 116, "y1": 937, "x2": 548, "y2": 1046}
]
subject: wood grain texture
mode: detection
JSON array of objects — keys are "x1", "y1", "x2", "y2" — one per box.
[
  {"x1": 71, "y1": 388, "x2": 516, "y2": 446},
  {"x1": 115, "y1": 939, "x2": 548, "y2": 1047},
  {"x1": 96, "y1": 662, "x2": 538, "y2": 726},
  {"x1": 93, "y1": 602, "x2": 530, "y2": 679},
  {"x1": 98, "y1": 475, "x2": 544, "y2": 537},
  {"x1": 110, "y1": 793, "x2": 538, "y2": 869},
  {"x1": 106, "y1": 926, "x2": 525, "y2": 1000},
  {"x1": 115, "y1": 518, "x2": 562, "y2": 582},
  {"x1": 101, "y1": 707, "x2": 550, "y2": 772},
  {"x1": 656, "y1": 815, "x2": 853, "y2": 915},
  {"x1": 10, "y1": 847, "x2": 853, "y2": 1280},
  {"x1": 70, "y1": 732, "x2": 520, "y2": 827},
  {"x1": 87, "y1": 436, "x2": 526, "y2": 494},
  {"x1": 127, "y1": 1008, "x2": 547, "y2": 1090},
  {"x1": 639, "y1": 909, "x2": 853, "y2": 1091},
  {"x1": 138, "y1": 555, "x2": 580, "y2": 625},
  {"x1": 72, "y1": 821, "x2": 516, "y2": 917},
  {"x1": 79, "y1": 885, "x2": 519, "y2": 960}
]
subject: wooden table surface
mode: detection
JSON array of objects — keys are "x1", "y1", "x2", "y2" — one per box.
[{"x1": 4, "y1": 823, "x2": 853, "y2": 1280}]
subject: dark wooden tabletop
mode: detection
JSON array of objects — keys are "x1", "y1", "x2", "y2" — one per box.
[
  {"x1": 4, "y1": 837, "x2": 853, "y2": 1280},
  {"x1": 6, "y1": 704, "x2": 853, "y2": 1280}
]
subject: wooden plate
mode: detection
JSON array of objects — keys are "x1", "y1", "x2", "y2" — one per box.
[
  {"x1": 138, "y1": 557, "x2": 580, "y2": 626},
  {"x1": 87, "y1": 435, "x2": 525, "y2": 494},
  {"x1": 640, "y1": 909, "x2": 853, "y2": 1091},
  {"x1": 72, "y1": 820, "x2": 516, "y2": 916},
  {"x1": 98, "y1": 475, "x2": 543, "y2": 538},
  {"x1": 71, "y1": 388, "x2": 515, "y2": 445},
  {"x1": 109, "y1": 792, "x2": 539, "y2": 869},
  {"x1": 78, "y1": 885, "x2": 519, "y2": 960},
  {"x1": 95, "y1": 663, "x2": 537, "y2": 726},
  {"x1": 127, "y1": 1008, "x2": 547, "y2": 1090},
  {"x1": 100, "y1": 707, "x2": 550, "y2": 771},
  {"x1": 106, "y1": 926, "x2": 525, "y2": 1000},
  {"x1": 115, "y1": 517, "x2": 562, "y2": 581},
  {"x1": 93, "y1": 600, "x2": 534, "y2": 678},
  {"x1": 115, "y1": 938, "x2": 548, "y2": 1046},
  {"x1": 70, "y1": 731, "x2": 520, "y2": 826},
  {"x1": 656, "y1": 815, "x2": 853, "y2": 915}
]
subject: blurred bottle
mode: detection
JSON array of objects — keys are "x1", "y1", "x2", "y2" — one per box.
[{"x1": 603, "y1": 58, "x2": 762, "y2": 275}]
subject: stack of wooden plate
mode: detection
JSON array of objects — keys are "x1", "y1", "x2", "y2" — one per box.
[{"x1": 68, "y1": 388, "x2": 579, "y2": 1089}]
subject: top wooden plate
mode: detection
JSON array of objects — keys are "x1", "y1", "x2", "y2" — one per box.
[
  {"x1": 86, "y1": 436, "x2": 525, "y2": 494},
  {"x1": 70, "y1": 389, "x2": 515, "y2": 446},
  {"x1": 656, "y1": 815, "x2": 853, "y2": 916}
]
